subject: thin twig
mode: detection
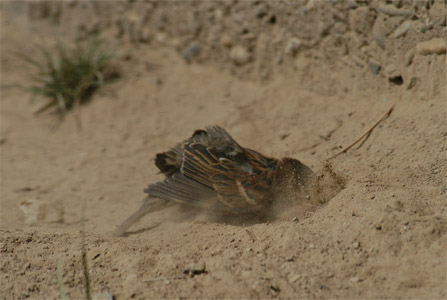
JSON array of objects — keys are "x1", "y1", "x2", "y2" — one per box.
[
  {"x1": 328, "y1": 104, "x2": 395, "y2": 161},
  {"x1": 334, "y1": 242, "x2": 344, "y2": 260},
  {"x1": 143, "y1": 275, "x2": 185, "y2": 283}
]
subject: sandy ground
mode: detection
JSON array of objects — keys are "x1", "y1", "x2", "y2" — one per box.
[{"x1": 1, "y1": 1, "x2": 446, "y2": 299}]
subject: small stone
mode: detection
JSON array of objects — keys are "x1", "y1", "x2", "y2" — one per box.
[
  {"x1": 416, "y1": 38, "x2": 447, "y2": 55},
  {"x1": 220, "y1": 35, "x2": 232, "y2": 48},
  {"x1": 349, "y1": 7, "x2": 373, "y2": 34},
  {"x1": 256, "y1": 5, "x2": 267, "y2": 18},
  {"x1": 270, "y1": 283, "x2": 280, "y2": 293},
  {"x1": 375, "y1": 224, "x2": 382, "y2": 230},
  {"x1": 433, "y1": 168, "x2": 440, "y2": 174},
  {"x1": 284, "y1": 38, "x2": 301, "y2": 56},
  {"x1": 286, "y1": 256, "x2": 295, "y2": 262},
  {"x1": 155, "y1": 32, "x2": 167, "y2": 43},
  {"x1": 184, "y1": 262, "x2": 206, "y2": 276},
  {"x1": 368, "y1": 62, "x2": 381, "y2": 75},
  {"x1": 406, "y1": 77, "x2": 418, "y2": 90},
  {"x1": 309, "y1": 243, "x2": 315, "y2": 249},
  {"x1": 306, "y1": 0, "x2": 318, "y2": 11},
  {"x1": 353, "y1": 241, "x2": 360, "y2": 249},
  {"x1": 182, "y1": 43, "x2": 200, "y2": 63},
  {"x1": 391, "y1": 21, "x2": 411, "y2": 38},
  {"x1": 93, "y1": 292, "x2": 114, "y2": 300},
  {"x1": 350, "y1": 276, "x2": 361, "y2": 283},
  {"x1": 405, "y1": 49, "x2": 415, "y2": 66},
  {"x1": 372, "y1": 17, "x2": 387, "y2": 49},
  {"x1": 230, "y1": 45, "x2": 250, "y2": 65},
  {"x1": 378, "y1": 4, "x2": 414, "y2": 16},
  {"x1": 288, "y1": 274, "x2": 301, "y2": 283},
  {"x1": 346, "y1": 0, "x2": 358, "y2": 9},
  {"x1": 292, "y1": 217, "x2": 298, "y2": 222}
]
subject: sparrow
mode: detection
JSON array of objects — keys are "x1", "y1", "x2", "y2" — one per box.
[{"x1": 114, "y1": 125, "x2": 317, "y2": 237}]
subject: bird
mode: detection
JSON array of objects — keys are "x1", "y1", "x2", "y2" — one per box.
[{"x1": 113, "y1": 125, "x2": 318, "y2": 237}]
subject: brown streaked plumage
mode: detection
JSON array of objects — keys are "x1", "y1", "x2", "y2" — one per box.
[{"x1": 114, "y1": 125, "x2": 317, "y2": 237}]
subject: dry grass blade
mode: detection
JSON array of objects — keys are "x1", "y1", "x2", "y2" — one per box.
[
  {"x1": 328, "y1": 104, "x2": 396, "y2": 161},
  {"x1": 81, "y1": 199, "x2": 92, "y2": 300}
]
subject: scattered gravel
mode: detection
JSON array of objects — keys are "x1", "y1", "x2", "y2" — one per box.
[
  {"x1": 372, "y1": 17, "x2": 387, "y2": 49},
  {"x1": 378, "y1": 4, "x2": 414, "y2": 17},
  {"x1": 368, "y1": 62, "x2": 381, "y2": 75},
  {"x1": 220, "y1": 34, "x2": 232, "y2": 48},
  {"x1": 182, "y1": 43, "x2": 201, "y2": 63},
  {"x1": 284, "y1": 38, "x2": 301, "y2": 56},
  {"x1": 184, "y1": 262, "x2": 206, "y2": 276},
  {"x1": 230, "y1": 45, "x2": 250, "y2": 65},
  {"x1": 416, "y1": 38, "x2": 447, "y2": 55},
  {"x1": 391, "y1": 21, "x2": 411, "y2": 38}
]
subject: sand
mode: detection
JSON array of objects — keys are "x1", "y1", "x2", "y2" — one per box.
[{"x1": 1, "y1": 1, "x2": 446, "y2": 299}]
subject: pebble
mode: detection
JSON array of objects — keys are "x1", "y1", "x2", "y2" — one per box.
[
  {"x1": 184, "y1": 262, "x2": 206, "y2": 276},
  {"x1": 284, "y1": 37, "x2": 301, "y2": 56},
  {"x1": 353, "y1": 241, "x2": 360, "y2": 249},
  {"x1": 220, "y1": 34, "x2": 232, "y2": 48},
  {"x1": 416, "y1": 38, "x2": 447, "y2": 55},
  {"x1": 349, "y1": 7, "x2": 373, "y2": 34},
  {"x1": 429, "y1": 1, "x2": 447, "y2": 26},
  {"x1": 182, "y1": 43, "x2": 200, "y2": 63},
  {"x1": 292, "y1": 217, "x2": 298, "y2": 222},
  {"x1": 93, "y1": 292, "x2": 114, "y2": 300},
  {"x1": 309, "y1": 243, "x2": 315, "y2": 249},
  {"x1": 256, "y1": 5, "x2": 267, "y2": 18},
  {"x1": 230, "y1": 45, "x2": 250, "y2": 65},
  {"x1": 391, "y1": 21, "x2": 411, "y2": 38},
  {"x1": 155, "y1": 32, "x2": 167, "y2": 43},
  {"x1": 432, "y1": 168, "x2": 440, "y2": 174},
  {"x1": 288, "y1": 274, "x2": 301, "y2": 283},
  {"x1": 270, "y1": 283, "x2": 280, "y2": 293},
  {"x1": 346, "y1": 0, "x2": 358, "y2": 9},
  {"x1": 378, "y1": 4, "x2": 414, "y2": 17},
  {"x1": 405, "y1": 49, "x2": 415, "y2": 66},
  {"x1": 372, "y1": 17, "x2": 387, "y2": 49},
  {"x1": 368, "y1": 62, "x2": 381, "y2": 75},
  {"x1": 350, "y1": 276, "x2": 361, "y2": 283}
]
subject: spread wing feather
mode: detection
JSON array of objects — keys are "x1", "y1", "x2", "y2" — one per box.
[
  {"x1": 147, "y1": 127, "x2": 277, "y2": 213},
  {"x1": 181, "y1": 143, "x2": 271, "y2": 213},
  {"x1": 145, "y1": 173, "x2": 217, "y2": 209}
]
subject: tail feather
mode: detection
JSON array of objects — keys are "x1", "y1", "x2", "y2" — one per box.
[{"x1": 113, "y1": 197, "x2": 174, "y2": 237}]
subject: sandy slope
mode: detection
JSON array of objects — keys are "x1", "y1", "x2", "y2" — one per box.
[{"x1": 1, "y1": 1, "x2": 446, "y2": 299}]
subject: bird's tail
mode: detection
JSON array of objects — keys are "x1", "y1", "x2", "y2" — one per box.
[{"x1": 113, "y1": 197, "x2": 174, "y2": 237}]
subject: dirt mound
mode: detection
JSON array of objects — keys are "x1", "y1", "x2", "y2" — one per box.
[{"x1": 1, "y1": 1, "x2": 446, "y2": 299}]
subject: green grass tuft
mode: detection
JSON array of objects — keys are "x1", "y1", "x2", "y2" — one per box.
[
  {"x1": 18, "y1": 37, "x2": 119, "y2": 117},
  {"x1": 57, "y1": 258, "x2": 67, "y2": 300}
]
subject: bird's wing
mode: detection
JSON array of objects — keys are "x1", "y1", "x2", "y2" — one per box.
[
  {"x1": 144, "y1": 173, "x2": 217, "y2": 209},
  {"x1": 181, "y1": 143, "x2": 272, "y2": 213}
]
